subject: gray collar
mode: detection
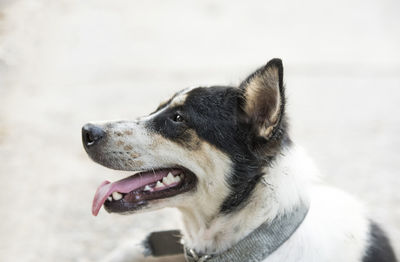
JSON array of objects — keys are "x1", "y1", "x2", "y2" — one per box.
[{"x1": 184, "y1": 202, "x2": 309, "y2": 262}]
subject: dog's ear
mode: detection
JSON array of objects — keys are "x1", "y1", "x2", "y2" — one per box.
[{"x1": 239, "y1": 58, "x2": 285, "y2": 139}]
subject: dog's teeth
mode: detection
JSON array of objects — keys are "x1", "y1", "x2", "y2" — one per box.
[
  {"x1": 144, "y1": 185, "x2": 152, "y2": 191},
  {"x1": 112, "y1": 192, "x2": 123, "y2": 200},
  {"x1": 107, "y1": 196, "x2": 112, "y2": 201},
  {"x1": 162, "y1": 177, "x2": 170, "y2": 185},
  {"x1": 174, "y1": 176, "x2": 181, "y2": 183},
  {"x1": 163, "y1": 172, "x2": 175, "y2": 185},
  {"x1": 155, "y1": 181, "x2": 164, "y2": 188}
]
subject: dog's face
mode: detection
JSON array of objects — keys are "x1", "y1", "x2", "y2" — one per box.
[{"x1": 83, "y1": 59, "x2": 289, "y2": 216}]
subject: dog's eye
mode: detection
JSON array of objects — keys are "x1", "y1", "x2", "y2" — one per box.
[{"x1": 172, "y1": 113, "x2": 184, "y2": 122}]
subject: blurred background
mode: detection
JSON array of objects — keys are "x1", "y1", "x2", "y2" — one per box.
[{"x1": 0, "y1": 0, "x2": 399, "y2": 261}]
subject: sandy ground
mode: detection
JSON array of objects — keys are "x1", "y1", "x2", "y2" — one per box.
[{"x1": 0, "y1": 0, "x2": 399, "y2": 261}]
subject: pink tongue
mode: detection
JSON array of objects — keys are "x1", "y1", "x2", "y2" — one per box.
[{"x1": 92, "y1": 169, "x2": 179, "y2": 216}]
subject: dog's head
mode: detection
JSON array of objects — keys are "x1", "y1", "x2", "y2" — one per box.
[{"x1": 83, "y1": 59, "x2": 290, "y2": 216}]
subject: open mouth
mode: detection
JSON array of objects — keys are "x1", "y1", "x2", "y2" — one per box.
[{"x1": 92, "y1": 167, "x2": 197, "y2": 216}]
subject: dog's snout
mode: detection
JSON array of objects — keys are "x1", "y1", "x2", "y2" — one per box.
[{"x1": 82, "y1": 124, "x2": 106, "y2": 148}]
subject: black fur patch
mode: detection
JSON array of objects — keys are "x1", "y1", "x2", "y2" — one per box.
[
  {"x1": 363, "y1": 221, "x2": 397, "y2": 262},
  {"x1": 146, "y1": 59, "x2": 291, "y2": 213},
  {"x1": 147, "y1": 86, "x2": 290, "y2": 213}
]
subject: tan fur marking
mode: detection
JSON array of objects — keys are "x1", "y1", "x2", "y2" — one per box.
[
  {"x1": 148, "y1": 134, "x2": 163, "y2": 150},
  {"x1": 130, "y1": 152, "x2": 140, "y2": 158},
  {"x1": 130, "y1": 160, "x2": 144, "y2": 167},
  {"x1": 244, "y1": 66, "x2": 281, "y2": 137},
  {"x1": 261, "y1": 125, "x2": 275, "y2": 138},
  {"x1": 157, "y1": 98, "x2": 171, "y2": 110},
  {"x1": 116, "y1": 140, "x2": 124, "y2": 146},
  {"x1": 123, "y1": 130, "x2": 133, "y2": 135},
  {"x1": 148, "y1": 129, "x2": 201, "y2": 151},
  {"x1": 192, "y1": 144, "x2": 214, "y2": 173},
  {"x1": 114, "y1": 131, "x2": 123, "y2": 137},
  {"x1": 266, "y1": 67, "x2": 281, "y2": 123},
  {"x1": 169, "y1": 93, "x2": 188, "y2": 108},
  {"x1": 124, "y1": 145, "x2": 133, "y2": 151},
  {"x1": 148, "y1": 132, "x2": 217, "y2": 175},
  {"x1": 181, "y1": 129, "x2": 202, "y2": 151}
]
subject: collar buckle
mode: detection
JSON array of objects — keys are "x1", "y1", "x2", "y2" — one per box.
[{"x1": 185, "y1": 248, "x2": 212, "y2": 262}]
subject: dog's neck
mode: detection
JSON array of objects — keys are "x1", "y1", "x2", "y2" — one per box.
[{"x1": 178, "y1": 146, "x2": 314, "y2": 255}]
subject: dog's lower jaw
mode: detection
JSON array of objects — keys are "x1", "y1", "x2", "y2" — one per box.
[{"x1": 178, "y1": 146, "x2": 313, "y2": 255}]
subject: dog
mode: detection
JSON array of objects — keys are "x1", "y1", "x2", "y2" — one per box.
[{"x1": 82, "y1": 59, "x2": 397, "y2": 262}]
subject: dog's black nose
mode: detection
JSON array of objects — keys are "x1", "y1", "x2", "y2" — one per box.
[{"x1": 82, "y1": 124, "x2": 106, "y2": 147}]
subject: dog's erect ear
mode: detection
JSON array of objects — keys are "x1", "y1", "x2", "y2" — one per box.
[{"x1": 240, "y1": 58, "x2": 285, "y2": 139}]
